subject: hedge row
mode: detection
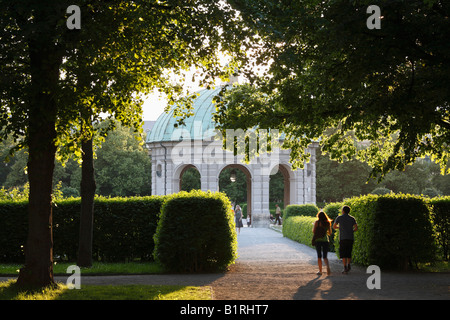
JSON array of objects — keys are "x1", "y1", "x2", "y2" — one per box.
[
  {"x1": 282, "y1": 215, "x2": 316, "y2": 249},
  {"x1": 0, "y1": 196, "x2": 165, "y2": 263},
  {"x1": 0, "y1": 191, "x2": 238, "y2": 272},
  {"x1": 283, "y1": 194, "x2": 448, "y2": 270},
  {"x1": 0, "y1": 201, "x2": 28, "y2": 262},
  {"x1": 336, "y1": 194, "x2": 437, "y2": 270},
  {"x1": 154, "y1": 190, "x2": 237, "y2": 272},
  {"x1": 283, "y1": 204, "x2": 319, "y2": 219},
  {"x1": 429, "y1": 196, "x2": 450, "y2": 261}
]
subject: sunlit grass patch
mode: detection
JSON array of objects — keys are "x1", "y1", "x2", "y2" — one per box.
[
  {"x1": 0, "y1": 280, "x2": 212, "y2": 300},
  {"x1": 0, "y1": 262, "x2": 165, "y2": 276},
  {"x1": 0, "y1": 279, "x2": 67, "y2": 300}
]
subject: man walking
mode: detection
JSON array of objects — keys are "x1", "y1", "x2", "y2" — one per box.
[
  {"x1": 274, "y1": 204, "x2": 282, "y2": 225},
  {"x1": 333, "y1": 205, "x2": 358, "y2": 274}
]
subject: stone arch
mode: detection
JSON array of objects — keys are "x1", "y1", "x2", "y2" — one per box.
[
  {"x1": 217, "y1": 164, "x2": 253, "y2": 222},
  {"x1": 270, "y1": 163, "x2": 295, "y2": 208},
  {"x1": 173, "y1": 163, "x2": 201, "y2": 193}
]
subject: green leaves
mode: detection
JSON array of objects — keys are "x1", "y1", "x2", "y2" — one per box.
[
  {"x1": 221, "y1": 0, "x2": 449, "y2": 179},
  {"x1": 154, "y1": 190, "x2": 237, "y2": 272}
]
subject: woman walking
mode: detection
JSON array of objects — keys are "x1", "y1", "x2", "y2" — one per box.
[
  {"x1": 312, "y1": 211, "x2": 333, "y2": 275},
  {"x1": 235, "y1": 204, "x2": 244, "y2": 234}
]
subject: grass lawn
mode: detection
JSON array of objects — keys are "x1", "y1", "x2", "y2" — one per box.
[
  {"x1": 0, "y1": 261, "x2": 164, "y2": 276},
  {"x1": 0, "y1": 262, "x2": 213, "y2": 300},
  {"x1": 0, "y1": 279, "x2": 212, "y2": 300}
]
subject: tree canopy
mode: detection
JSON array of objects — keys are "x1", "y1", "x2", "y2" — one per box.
[
  {"x1": 1, "y1": 0, "x2": 250, "y2": 287},
  {"x1": 217, "y1": 0, "x2": 449, "y2": 180}
]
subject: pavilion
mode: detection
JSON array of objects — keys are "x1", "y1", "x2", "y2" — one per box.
[{"x1": 145, "y1": 85, "x2": 318, "y2": 227}]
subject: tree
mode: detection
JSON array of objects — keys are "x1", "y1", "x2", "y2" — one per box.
[
  {"x1": 94, "y1": 121, "x2": 151, "y2": 197},
  {"x1": 180, "y1": 168, "x2": 201, "y2": 192},
  {"x1": 0, "y1": 124, "x2": 153, "y2": 198},
  {"x1": 1, "y1": 0, "x2": 249, "y2": 287},
  {"x1": 219, "y1": 0, "x2": 449, "y2": 180},
  {"x1": 219, "y1": 168, "x2": 247, "y2": 204},
  {"x1": 315, "y1": 151, "x2": 377, "y2": 202}
]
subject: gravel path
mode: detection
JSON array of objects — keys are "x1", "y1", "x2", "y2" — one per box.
[{"x1": 2, "y1": 227, "x2": 449, "y2": 300}]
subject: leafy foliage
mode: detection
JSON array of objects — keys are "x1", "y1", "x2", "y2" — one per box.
[
  {"x1": 0, "y1": 196, "x2": 165, "y2": 263},
  {"x1": 218, "y1": 0, "x2": 450, "y2": 179},
  {"x1": 282, "y1": 216, "x2": 316, "y2": 249},
  {"x1": 0, "y1": 122, "x2": 152, "y2": 197},
  {"x1": 1, "y1": 0, "x2": 251, "y2": 285},
  {"x1": 180, "y1": 168, "x2": 201, "y2": 192},
  {"x1": 283, "y1": 204, "x2": 319, "y2": 219},
  {"x1": 323, "y1": 202, "x2": 343, "y2": 221},
  {"x1": 429, "y1": 196, "x2": 450, "y2": 260},
  {"x1": 153, "y1": 190, "x2": 237, "y2": 272},
  {"x1": 316, "y1": 148, "x2": 450, "y2": 202},
  {"x1": 335, "y1": 194, "x2": 437, "y2": 270}
]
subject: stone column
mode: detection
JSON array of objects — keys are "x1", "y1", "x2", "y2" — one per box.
[{"x1": 251, "y1": 166, "x2": 270, "y2": 228}]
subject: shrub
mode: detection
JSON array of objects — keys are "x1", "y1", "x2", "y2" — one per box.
[
  {"x1": 335, "y1": 194, "x2": 436, "y2": 270},
  {"x1": 429, "y1": 196, "x2": 450, "y2": 261},
  {"x1": 283, "y1": 204, "x2": 319, "y2": 219},
  {"x1": 0, "y1": 200, "x2": 28, "y2": 262},
  {"x1": 153, "y1": 190, "x2": 237, "y2": 272},
  {"x1": 92, "y1": 196, "x2": 165, "y2": 262},
  {"x1": 323, "y1": 202, "x2": 343, "y2": 221},
  {"x1": 282, "y1": 216, "x2": 316, "y2": 249},
  {"x1": 0, "y1": 196, "x2": 165, "y2": 263}
]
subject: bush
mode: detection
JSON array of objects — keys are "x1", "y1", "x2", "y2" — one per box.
[
  {"x1": 153, "y1": 190, "x2": 237, "y2": 272},
  {"x1": 283, "y1": 204, "x2": 319, "y2": 219},
  {"x1": 282, "y1": 216, "x2": 316, "y2": 249},
  {"x1": 335, "y1": 194, "x2": 436, "y2": 270},
  {"x1": 323, "y1": 202, "x2": 343, "y2": 221},
  {"x1": 429, "y1": 196, "x2": 450, "y2": 261},
  {"x1": 0, "y1": 200, "x2": 28, "y2": 262},
  {"x1": 0, "y1": 196, "x2": 165, "y2": 263},
  {"x1": 92, "y1": 196, "x2": 165, "y2": 262}
]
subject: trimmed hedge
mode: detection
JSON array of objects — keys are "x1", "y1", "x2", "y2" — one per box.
[
  {"x1": 153, "y1": 190, "x2": 237, "y2": 272},
  {"x1": 282, "y1": 215, "x2": 316, "y2": 249},
  {"x1": 0, "y1": 200, "x2": 28, "y2": 262},
  {"x1": 0, "y1": 196, "x2": 165, "y2": 263},
  {"x1": 429, "y1": 196, "x2": 450, "y2": 260},
  {"x1": 323, "y1": 202, "x2": 343, "y2": 221},
  {"x1": 335, "y1": 194, "x2": 436, "y2": 270},
  {"x1": 283, "y1": 204, "x2": 319, "y2": 220},
  {"x1": 91, "y1": 196, "x2": 165, "y2": 262}
]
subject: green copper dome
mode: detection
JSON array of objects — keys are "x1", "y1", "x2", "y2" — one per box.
[{"x1": 146, "y1": 87, "x2": 222, "y2": 143}]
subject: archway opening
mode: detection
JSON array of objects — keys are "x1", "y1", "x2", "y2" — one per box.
[
  {"x1": 180, "y1": 165, "x2": 201, "y2": 192},
  {"x1": 270, "y1": 165, "x2": 291, "y2": 215},
  {"x1": 218, "y1": 165, "x2": 252, "y2": 224}
]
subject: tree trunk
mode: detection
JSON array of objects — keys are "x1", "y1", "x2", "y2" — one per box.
[
  {"x1": 17, "y1": 35, "x2": 61, "y2": 287},
  {"x1": 77, "y1": 137, "x2": 96, "y2": 267},
  {"x1": 17, "y1": 132, "x2": 57, "y2": 287}
]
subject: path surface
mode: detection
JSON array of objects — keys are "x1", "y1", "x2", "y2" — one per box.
[{"x1": 2, "y1": 227, "x2": 449, "y2": 299}]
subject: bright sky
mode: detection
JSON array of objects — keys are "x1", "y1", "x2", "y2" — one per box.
[
  {"x1": 142, "y1": 92, "x2": 169, "y2": 121},
  {"x1": 141, "y1": 51, "x2": 267, "y2": 121},
  {"x1": 141, "y1": 71, "x2": 228, "y2": 121},
  {"x1": 141, "y1": 66, "x2": 219, "y2": 121}
]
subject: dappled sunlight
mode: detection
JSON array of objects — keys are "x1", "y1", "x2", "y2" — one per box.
[
  {"x1": 0, "y1": 280, "x2": 212, "y2": 300},
  {"x1": 0, "y1": 280, "x2": 68, "y2": 300}
]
